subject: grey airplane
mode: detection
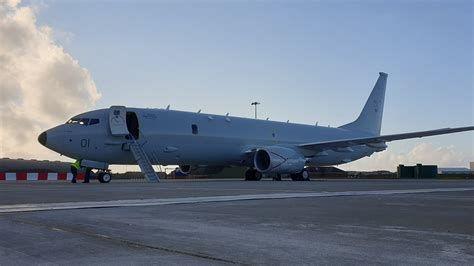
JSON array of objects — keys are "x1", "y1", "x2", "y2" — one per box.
[{"x1": 38, "y1": 72, "x2": 473, "y2": 183}]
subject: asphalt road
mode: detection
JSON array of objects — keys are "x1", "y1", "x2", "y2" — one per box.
[{"x1": 0, "y1": 179, "x2": 473, "y2": 265}]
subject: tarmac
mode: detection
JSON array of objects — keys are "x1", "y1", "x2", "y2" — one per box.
[{"x1": 0, "y1": 179, "x2": 473, "y2": 265}]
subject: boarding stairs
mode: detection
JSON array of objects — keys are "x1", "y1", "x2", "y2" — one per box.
[{"x1": 129, "y1": 136, "x2": 160, "y2": 183}]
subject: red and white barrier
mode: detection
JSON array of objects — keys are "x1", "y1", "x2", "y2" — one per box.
[{"x1": 0, "y1": 172, "x2": 85, "y2": 181}]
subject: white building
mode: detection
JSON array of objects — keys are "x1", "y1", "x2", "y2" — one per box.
[{"x1": 438, "y1": 168, "x2": 473, "y2": 174}]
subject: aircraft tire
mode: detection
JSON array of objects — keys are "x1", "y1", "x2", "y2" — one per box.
[
  {"x1": 301, "y1": 169, "x2": 310, "y2": 181},
  {"x1": 290, "y1": 173, "x2": 302, "y2": 181},
  {"x1": 254, "y1": 171, "x2": 262, "y2": 181},
  {"x1": 245, "y1": 169, "x2": 262, "y2": 181},
  {"x1": 245, "y1": 169, "x2": 254, "y2": 181},
  {"x1": 98, "y1": 172, "x2": 112, "y2": 183}
]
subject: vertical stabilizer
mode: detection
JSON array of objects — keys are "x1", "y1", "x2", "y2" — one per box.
[{"x1": 339, "y1": 72, "x2": 387, "y2": 135}]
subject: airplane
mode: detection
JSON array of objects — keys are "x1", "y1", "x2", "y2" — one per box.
[{"x1": 38, "y1": 72, "x2": 473, "y2": 183}]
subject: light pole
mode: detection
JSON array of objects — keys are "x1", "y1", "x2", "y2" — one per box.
[{"x1": 251, "y1": 102, "x2": 260, "y2": 119}]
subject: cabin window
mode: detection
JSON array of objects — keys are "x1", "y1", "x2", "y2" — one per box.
[
  {"x1": 192, "y1": 124, "x2": 198, "y2": 135},
  {"x1": 89, "y1": 119, "x2": 100, "y2": 125}
]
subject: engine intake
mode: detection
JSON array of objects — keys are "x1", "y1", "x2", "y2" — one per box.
[{"x1": 254, "y1": 146, "x2": 305, "y2": 174}]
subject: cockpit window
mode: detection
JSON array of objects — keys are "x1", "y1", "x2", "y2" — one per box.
[
  {"x1": 79, "y1": 118, "x2": 90, "y2": 125},
  {"x1": 66, "y1": 118, "x2": 84, "y2": 124},
  {"x1": 66, "y1": 118, "x2": 99, "y2": 126}
]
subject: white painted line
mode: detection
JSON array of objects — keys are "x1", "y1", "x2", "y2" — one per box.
[{"x1": 0, "y1": 187, "x2": 472, "y2": 213}]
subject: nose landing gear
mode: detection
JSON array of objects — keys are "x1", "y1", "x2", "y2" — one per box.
[{"x1": 97, "y1": 171, "x2": 113, "y2": 183}]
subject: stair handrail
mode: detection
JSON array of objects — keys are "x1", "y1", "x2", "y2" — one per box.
[
  {"x1": 128, "y1": 134, "x2": 160, "y2": 182},
  {"x1": 135, "y1": 130, "x2": 164, "y2": 176}
]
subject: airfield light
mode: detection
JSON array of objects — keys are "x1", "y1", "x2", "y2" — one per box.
[{"x1": 251, "y1": 102, "x2": 260, "y2": 119}]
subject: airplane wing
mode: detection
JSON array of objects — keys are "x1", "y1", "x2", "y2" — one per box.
[{"x1": 298, "y1": 126, "x2": 474, "y2": 152}]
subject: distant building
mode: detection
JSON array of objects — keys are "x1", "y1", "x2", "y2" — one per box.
[
  {"x1": 397, "y1": 164, "x2": 438, "y2": 178},
  {"x1": 438, "y1": 168, "x2": 473, "y2": 175},
  {"x1": 470, "y1": 162, "x2": 474, "y2": 171},
  {"x1": 308, "y1": 166, "x2": 348, "y2": 178}
]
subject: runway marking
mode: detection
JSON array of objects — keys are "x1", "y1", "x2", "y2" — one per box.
[
  {"x1": 8, "y1": 217, "x2": 238, "y2": 264},
  {"x1": 336, "y1": 224, "x2": 474, "y2": 241},
  {"x1": 0, "y1": 187, "x2": 473, "y2": 213}
]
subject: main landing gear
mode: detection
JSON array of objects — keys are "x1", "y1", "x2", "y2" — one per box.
[
  {"x1": 272, "y1": 174, "x2": 282, "y2": 181},
  {"x1": 245, "y1": 169, "x2": 262, "y2": 181},
  {"x1": 244, "y1": 169, "x2": 310, "y2": 181},
  {"x1": 290, "y1": 169, "x2": 311, "y2": 181}
]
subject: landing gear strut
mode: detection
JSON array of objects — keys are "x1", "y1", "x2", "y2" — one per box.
[{"x1": 245, "y1": 169, "x2": 262, "y2": 181}]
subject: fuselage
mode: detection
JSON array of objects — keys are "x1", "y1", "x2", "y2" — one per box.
[
  {"x1": 38, "y1": 73, "x2": 474, "y2": 178},
  {"x1": 42, "y1": 107, "x2": 378, "y2": 167}
]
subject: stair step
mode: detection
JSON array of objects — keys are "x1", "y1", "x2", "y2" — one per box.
[{"x1": 129, "y1": 141, "x2": 160, "y2": 183}]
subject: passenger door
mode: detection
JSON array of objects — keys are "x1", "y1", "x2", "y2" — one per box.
[{"x1": 108, "y1": 106, "x2": 129, "y2": 136}]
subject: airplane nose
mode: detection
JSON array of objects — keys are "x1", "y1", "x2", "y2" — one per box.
[{"x1": 38, "y1": 131, "x2": 47, "y2": 146}]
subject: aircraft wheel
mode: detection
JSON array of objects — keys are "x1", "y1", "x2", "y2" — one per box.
[
  {"x1": 245, "y1": 169, "x2": 254, "y2": 181},
  {"x1": 98, "y1": 172, "x2": 112, "y2": 183},
  {"x1": 290, "y1": 173, "x2": 301, "y2": 181},
  {"x1": 273, "y1": 174, "x2": 282, "y2": 181},
  {"x1": 254, "y1": 171, "x2": 262, "y2": 181},
  {"x1": 301, "y1": 169, "x2": 310, "y2": 181},
  {"x1": 245, "y1": 169, "x2": 262, "y2": 181}
]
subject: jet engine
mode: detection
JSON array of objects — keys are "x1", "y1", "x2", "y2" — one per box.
[
  {"x1": 254, "y1": 146, "x2": 306, "y2": 174},
  {"x1": 178, "y1": 165, "x2": 224, "y2": 175}
]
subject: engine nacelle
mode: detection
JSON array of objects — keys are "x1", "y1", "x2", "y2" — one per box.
[
  {"x1": 178, "y1": 165, "x2": 224, "y2": 175},
  {"x1": 254, "y1": 146, "x2": 306, "y2": 174}
]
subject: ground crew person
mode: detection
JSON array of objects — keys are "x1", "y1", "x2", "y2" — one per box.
[
  {"x1": 83, "y1": 167, "x2": 91, "y2": 183},
  {"x1": 71, "y1": 159, "x2": 92, "y2": 183},
  {"x1": 70, "y1": 159, "x2": 81, "y2": 183}
]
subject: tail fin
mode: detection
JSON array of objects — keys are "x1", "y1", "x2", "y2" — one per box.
[{"x1": 339, "y1": 72, "x2": 387, "y2": 136}]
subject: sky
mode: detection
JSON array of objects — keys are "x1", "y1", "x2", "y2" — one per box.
[{"x1": 1, "y1": 0, "x2": 473, "y2": 171}]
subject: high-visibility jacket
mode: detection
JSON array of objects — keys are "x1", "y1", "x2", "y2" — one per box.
[{"x1": 71, "y1": 159, "x2": 81, "y2": 170}]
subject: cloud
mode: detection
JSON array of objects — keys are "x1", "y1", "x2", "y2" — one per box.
[
  {"x1": 341, "y1": 143, "x2": 472, "y2": 172},
  {"x1": 0, "y1": 0, "x2": 100, "y2": 160}
]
